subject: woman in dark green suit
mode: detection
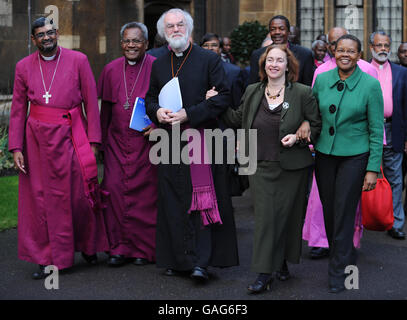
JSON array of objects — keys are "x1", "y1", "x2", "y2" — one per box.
[
  {"x1": 313, "y1": 35, "x2": 383, "y2": 293},
  {"x1": 222, "y1": 44, "x2": 321, "y2": 294}
]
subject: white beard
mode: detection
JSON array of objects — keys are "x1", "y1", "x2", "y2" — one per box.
[
  {"x1": 371, "y1": 48, "x2": 390, "y2": 63},
  {"x1": 166, "y1": 33, "x2": 189, "y2": 51}
]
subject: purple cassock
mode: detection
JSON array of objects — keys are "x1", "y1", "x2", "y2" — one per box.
[
  {"x1": 8, "y1": 47, "x2": 109, "y2": 270},
  {"x1": 97, "y1": 54, "x2": 157, "y2": 261}
]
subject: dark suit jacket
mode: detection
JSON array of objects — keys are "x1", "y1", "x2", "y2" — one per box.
[
  {"x1": 222, "y1": 61, "x2": 244, "y2": 110},
  {"x1": 389, "y1": 62, "x2": 407, "y2": 152},
  {"x1": 147, "y1": 45, "x2": 170, "y2": 59},
  {"x1": 248, "y1": 42, "x2": 314, "y2": 87},
  {"x1": 146, "y1": 44, "x2": 230, "y2": 128},
  {"x1": 222, "y1": 81, "x2": 321, "y2": 170}
]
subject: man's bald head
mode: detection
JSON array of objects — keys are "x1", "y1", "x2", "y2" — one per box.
[{"x1": 327, "y1": 27, "x2": 348, "y2": 56}]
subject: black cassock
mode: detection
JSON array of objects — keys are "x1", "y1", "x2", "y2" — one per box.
[{"x1": 146, "y1": 44, "x2": 239, "y2": 271}]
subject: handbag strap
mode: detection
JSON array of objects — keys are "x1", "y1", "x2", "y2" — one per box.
[{"x1": 380, "y1": 166, "x2": 386, "y2": 180}]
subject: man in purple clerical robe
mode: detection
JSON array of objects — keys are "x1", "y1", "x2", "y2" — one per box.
[
  {"x1": 8, "y1": 17, "x2": 109, "y2": 279},
  {"x1": 97, "y1": 22, "x2": 157, "y2": 267}
]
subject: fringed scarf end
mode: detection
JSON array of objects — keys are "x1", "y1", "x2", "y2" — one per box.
[{"x1": 188, "y1": 186, "x2": 222, "y2": 226}]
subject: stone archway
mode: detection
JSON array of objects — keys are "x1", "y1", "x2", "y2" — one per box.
[{"x1": 144, "y1": 1, "x2": 173, "y2": 49}]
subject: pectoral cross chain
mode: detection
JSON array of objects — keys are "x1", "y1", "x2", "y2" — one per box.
[{"x1": 38, "y1": 48, "x2": 62, "y2": 105}]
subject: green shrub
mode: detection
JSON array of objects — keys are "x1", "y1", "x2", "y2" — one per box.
[
  {"x1": 0, "y1": 126, "x2": 14, "y2": 172},
  {"x1": 230, "y1": 21, "x2": 269, "y2": 66},
  {"x1": 0, "y1": 175, "x2": 18, "y2": 231}
]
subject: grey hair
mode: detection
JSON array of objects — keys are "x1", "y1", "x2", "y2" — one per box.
[
  {"x1": 312, "y1": 40, "x2": 326, "y2": 50},
  {"x1": 156, "y1": 8, "x2": 194, "y2": 39},
  {"x1": 120, "y1": 22, "x2": 148, "y2": 40},
  {"x1": 369, "y1": 30, "x2": 392, "y2": 45}
]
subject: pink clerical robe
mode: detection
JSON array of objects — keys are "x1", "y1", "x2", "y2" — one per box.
[
  {"x1": 97, "y1": 54, "x2": 157, "y2": 261},
  {"x1": 303, "y1": 57, "x2": 379, "y2": 250},
  {"x1": 9, "y1": 47, "x2": 109, "y2": 269}
]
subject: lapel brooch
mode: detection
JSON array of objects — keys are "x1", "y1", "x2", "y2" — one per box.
[{"x1": 282, "y1": 102, "x2": 290, "y2": 110}]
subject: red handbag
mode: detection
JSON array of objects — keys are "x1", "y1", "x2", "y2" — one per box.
[{"x1": 361, "y1": 167, "x2": 394, "y2": 231}]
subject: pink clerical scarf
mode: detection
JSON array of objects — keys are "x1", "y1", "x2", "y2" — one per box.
[
  {"x1": 29, "y1": 104, "x2": 107, "y2": 212},
  {"x1": 187, "y1": 126, "x2": 222, "y2": 226},
  {"x1": 371, "y1": 60, "x2": 393, "y2": 118}
]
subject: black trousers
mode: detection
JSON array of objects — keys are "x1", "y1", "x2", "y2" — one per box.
[
  {"x1": 315, "y1": 151, "x2": 369, "y2": 288},
  {"x1": 190, "y1": 212, "x2": 212, "y2": 268}
]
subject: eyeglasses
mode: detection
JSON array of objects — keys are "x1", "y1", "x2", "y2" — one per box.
[
  {"x1": 336, "y1": 48, "x2": 358, "y2": 55},
  {"x1": 122, "y1": 38, "x2": 145, "y2": 45},
  {"x1": 202, "y1": 43, "x2": 219, "y2": 49},
  {"x1": 165, "y1": 22, "x2": 186, "y2": 30},
  {"x1": 372, "y1": 43, "x2": 391, "y2": 49},
  {"x1": 34, "y1": 29, "x2": 56, "y2": 39}
]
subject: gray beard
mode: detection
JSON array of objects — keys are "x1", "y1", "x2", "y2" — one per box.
[
  {"x1": 166, "y1": 34, "x2": 189, "y2": 51},
  {"x1": 371, "y1": 48, "x2": 390, "y2": 63}
]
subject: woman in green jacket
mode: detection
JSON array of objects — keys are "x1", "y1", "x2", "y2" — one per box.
[
  {"x1": 222, "y1": 44, "x2": 321, "y2": 294},
  {"x1": 313, "y1": 34, "x2": 384, "y2": 293}
]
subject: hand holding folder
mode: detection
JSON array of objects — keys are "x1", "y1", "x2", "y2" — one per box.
[{"x1": 129, "y1": 97, "x2": 152, "y2": 132}]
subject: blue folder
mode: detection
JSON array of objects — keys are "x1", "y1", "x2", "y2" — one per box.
[{"x1": 129, "y1": 97, "x2": 152, "y2": 132}]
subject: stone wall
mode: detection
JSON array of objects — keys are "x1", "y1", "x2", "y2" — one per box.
[
  {"x1": 0, "y1": 0, "x2": 141, "y2": 94},
  {"x1": 239, "y1": 0, "x2": 297, "y2": 27}
]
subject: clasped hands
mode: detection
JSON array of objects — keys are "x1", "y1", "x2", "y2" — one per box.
[
  {"x1": 156, "y1": 86, "x2": 217, "y2": 124},
  {"x1": 156, "y1": 108, "x2": 188, "y2": 125}
]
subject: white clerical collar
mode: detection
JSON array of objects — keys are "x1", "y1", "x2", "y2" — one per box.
[
  {"x1": 173, "y1": 43, "x2": 191, "y2": 57},
  {"x1": 41, "y1": 54, "x2": 56, "y2": 61},
  {"x1": 127, "y1": 60, "x2": 137, "y2": 65}
]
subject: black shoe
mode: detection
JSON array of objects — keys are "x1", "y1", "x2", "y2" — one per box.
[
  {"x1": 329, "y1": 285, "x2": 346, "y2": 294},
  {"x1": 81, "y1": 253, "x2": 98, "y2": 265},
  {"x1": 107, "y1": 254, "x2": 126, "y2": 267},
  {"x1": 165, "y1": 268, "x2": 177, "y2": 276},
  {"x1": 387, "y1": 228, "x2": 406, "y2": 240},
  {"x1": 247, "y1": 273, "x2": 273, "y2": 294},
  {"x1": 276, "y1": 260, "x2": 290, "y2": 281},
  {"x1": 190, "y1": 266, "x2": 209, "y2": 281},
  {"x1": 133, "y1": 258, "x2": 148, "y2": 266},
  {"x1": 310, "y1": 247, "x2": 330, "y2": 259},
  {"x1": 31, "y1": 265, "x2": 47, "y2": 280}
]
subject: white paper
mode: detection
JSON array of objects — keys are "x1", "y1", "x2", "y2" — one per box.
[{"x1": 158, "y1": 77, "x2": 183, "y2": 113}]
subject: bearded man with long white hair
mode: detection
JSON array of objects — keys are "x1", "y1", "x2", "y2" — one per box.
[{"x1": 145, "y1": 8, "x2": 239, "y2": 282}]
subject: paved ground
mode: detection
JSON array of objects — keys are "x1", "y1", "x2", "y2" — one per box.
[{"x1": 1, "y1": 189, "x2": 407, "y2": 302}]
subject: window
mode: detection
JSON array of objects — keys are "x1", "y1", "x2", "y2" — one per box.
[
  {"x1": 297, "y1": 0, "x2": 325, "y2": 49},
  {"x1": 335, "y1": 0, "x2": 364, "y2": 49},
  {"x1": 0, "y1": 0, "x2": 12, "y2": 27},
  {"x1": 374, "y1": 0, "x2": 403, "y2": 61}
]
